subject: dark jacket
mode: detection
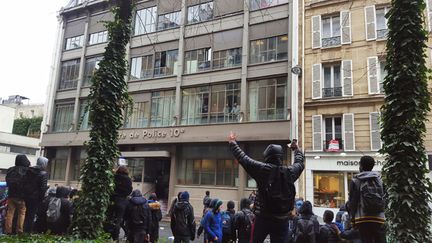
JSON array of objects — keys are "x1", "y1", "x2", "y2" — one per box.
[
  {"x1": 171, "y1": 201, "x2": 196, "y2": 239},
  {"x1": 234, "y1": 199, "x2": 254, "y2": 240},
  {"x1": 318, "y1": 223, "x2": 340, "y2": 243},
  {"x1": 26, "y1": 166, "x2": 49, "y2": 201},
  {"x1": 125, "y1": 193, "x2": 151, "y2": 231},
  {"x1": 47, "y1": 186, "x2": 73, "y2": 235},
  {"x1": 347, "y1": 171, "x2": 385, "y2": 226},
  {"x1": 6, "y1": 154, "x2": 31, "y2": 199},
  {"x1": 113, "y1": 173, "x2": 133, "y2": 199},
  {"x1": 295, "y1": 201, "x2": 320, "y2": 241},
  {"x1": 148, "y1": 200, "x2": 162, "y2": 240},
  {"x1": 229, "y1": 142, "x2": 304, "y2": 220}
]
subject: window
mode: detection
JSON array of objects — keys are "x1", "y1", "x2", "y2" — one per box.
[
  {"x1": 187, "y1": 2, "x2": 213, "y2": 24},
  {"x1": 321, "y1": 16, "x2": 341, "y2": 47},
  {"x1": 184, "y1": 48, "x2": 212, "y2": 74},
  {"x1": 154, "y1": 50, "x2": 178, "y2": 77},
  {"x1": 158, "y1": 11, "x2": 181, "y2": 30},
  {"x1": 89, "y1": 30, "x2": 108, "y2": 45},
  {"x1": 250, "y1": 35, "x2": 288, "y2": 64},
  {"x1": 181, "y1": 83, "x2": 241, "y2": 125},
  {"x1": 213, "y1": 48, "x2": 242, "y2": 69},
  {"x1": 365, "y1": 6, "x2": 389, "y2": 41},
  {"x1": 150, "y1": 90, "x2": 175, "y2": 127},
  {"x1": 124, "y1": 102, "x2": 150, "y2": 128},
  {"x1": 379, "y1": 59, "x2": 387, "y2": 92},
  {"x1": 8, "y1": 145, "x2": 37, "y2": 155},
  {"x1": 370, "y1": 112, "x2": 382, "y2": 151},
  {"x1": 367, "y1": 57, "x2": 386, "y2": 94},
  {"x1": 127, "y1": 158, "x2": 145, "y2": 182},
  {"x1": 248, "y1": 77, "x2": 287, "y2": 121},
  {"x1": 249, "y1": 0, "x2": 288, "y2": 11},
  {"x1": 324, "y1": 117, "x2": 342, "y2": 151},
  {"x1": 59, "y1": 59, "x2": 80, "y2": 90},
  {"x1": 79, "y1": 101, "x2": 90, "y2": 130},
  {"x1": 313, "y1": 171, "x2": 345, "y2": 208},
  {"x1": 53, "y1": 103, "x2": 74, "y2": 132},
  {"x1": 322, "y1": 63, "x2": 342, "y2": 98},
  {"x1": 65, "y1": 35, "x2": 84, "y2": 50},
  {"x1": 84, "y1": 56, "x2": 103, "y2": 86},
  {"x1": 376, "y1": 7, "x2": 389, "y2": 39},
  {"x1": 49, "y1": 148, "x2": 68, "y2": 181},
  {"x1": 130, "y1": 55, "x2": 153, "y2": 80},
  {"x1": 134, "y1": 6, "x2": 157, "y2": 35},
  {"x1": 71, "y1": 148, "x2": 86, "y2": 181}
]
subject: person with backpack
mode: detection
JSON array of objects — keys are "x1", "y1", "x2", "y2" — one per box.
[
  {"x1": 234, "y1": 198, "x2": 255, "y2": 243},
  {"x1": 198, "y1": 198, "x2": 216, "y2": 241},
  {"x1": 171, "y1": 191, "x2": 196, "y2": 243},
  {"x1": 293, "y1": 201, "x2": 319, "y2": 243},
  {"x1": 346, "y1": 156, "x2": 386, "y2": 243},
  {"x1": 318, "y1": 210, "x2": 341, "y2": 243},
  {"x1": 34, "y1": 187, "x2": 57, "y2": 234},
  {"x1": 46, "y1": 186, "x2": 72, "y2": 235},
  {"x1": 5, "y1": 154, "x2": 30, "y2": 234},
  {"x1": 24, "y1": 156, "x2": 49, "y2": 233},
  {"x1": 124, "y1": 189, "x2": 151, "y2": 243},
  {"x1": 204, "y1": 199, "x2": 223, "y2": 243},
  {"x1": 228, "y1": 133, "x2": 305, "y2": 243},
  {"x1": 148, "y1": 193, "x2": 162, "y2": 243},
  {"x1": 221, "y1": 200, "x2": 236, "y2": 243}
]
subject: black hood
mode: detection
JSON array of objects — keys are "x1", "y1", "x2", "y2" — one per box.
[
  {"x1": 130, "y1": 195, "x2": 147, "y2": 205},
  {"x1": 174, "y1": 201, "x2": 190, "y2": 211},
  {"x1": 15, "y1": 154, "x2": 30, "y2": 167},
  {"x1": 240, "y1": 198, "x2": 251, "y2": 210},
  {"x1": 298, "y1": 200, "x2": 313, "y2": 216},
  {"x1": 56, "y1": 186, "x2": 71, "y2": 198},
  {"x1": 263, "y1": 144, "x2": 283, "y2": 165}
]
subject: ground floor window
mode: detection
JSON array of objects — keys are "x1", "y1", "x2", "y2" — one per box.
[
  {"x1": 71, "y1": 147, "x2": 86, "y2": 181},
  {"x1": 313, "y1": 171, "x2": 345, "y2": 208},
  {"x1": 48, "y1": 148, "x2": 68, "y2": 181}
]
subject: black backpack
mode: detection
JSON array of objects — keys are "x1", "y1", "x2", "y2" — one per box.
[
  {"x1": 357, "y1": 178, "x2": 385, "y2": 214},
  {"x1": 294, "y1": 217, "x2": 316, "y2": 243},
  {"x1": 241, "y1": 209, "x2": 255, "y2": 237},
  {"x1": 130, "y1": 204, "x2": 148, "y2": 226},
  {"x1": 6, "y1": 166, "x2": 29, "y2": 198},
  {"x1": 221, "y1": 211, "x2": 233, "y2": 236},
  {"x1": 264, "y1": 166, "x2": 295, "y2": 214}
]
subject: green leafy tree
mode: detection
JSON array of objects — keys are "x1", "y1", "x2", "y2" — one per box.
[
  {"x1": 381, "y1": 0, "x2": 432, "y2": 242},
  {"x1": 71, "y1": 0, "x2": 133, "y2": 239}
]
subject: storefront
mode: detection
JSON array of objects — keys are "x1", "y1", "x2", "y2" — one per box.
[{"x1": 305, "y1": 153, "x2": 385, "y2": 218}]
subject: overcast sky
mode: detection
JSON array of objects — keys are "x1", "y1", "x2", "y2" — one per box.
[{"x1": 0, "y1": 0, "x2": 68, "y2": 104}]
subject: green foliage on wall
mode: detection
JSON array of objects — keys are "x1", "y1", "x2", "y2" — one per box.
[{"x1": 12, "y1": 117, "x2": 42, "y2": 136}]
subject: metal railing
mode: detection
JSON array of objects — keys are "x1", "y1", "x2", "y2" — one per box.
[{"x1": 322, "y1": 87, "x2": 342, "y2": 98}]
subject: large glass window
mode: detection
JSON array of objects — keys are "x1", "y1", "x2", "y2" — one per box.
[
  {"x1": 324, "y1": 117, "x2": 342, "y2": 151},
  {"x1": 249, "y1": 0, "x2": 288, "y2": 11},
  {"x1": 154, "y1": 50, "x2": 178, "y2": 77},
  {"x1": 65, "y1": 35, "x2": 84, "y2": 50},
  {"x1": 248, "y1": 77, "x2": 287, "y2": 121},
  {"x1": 184, "y1": 48, "x2": 212, "y2": 74},
  {"x1": 150, "y1": 90, "x2": 175, "y2": 127},
  {"x1": 89, "y1": 30, "x2": 108, "y2": 45},
  {"x1": 313, "y1": 171, "x2": 345, "y2": 208},
  {"x1": 134, "y1": 6, "x2": 157, "y2": 35},
  {"x1": 213, "y1": 48, "x2": 242, "y2": 69},
  {"x1": 130, "y1": 55, "x2": 153, "y2": 80},
  {"x1": 59, "y1": 59, "x2": 80, "y2": 90},
  {"x1": 158, "y1": 11, "x2": 181, "y2": 30},
  {"x1": 322, "y1": 63, "x2": 342, "y2": 98},
  {"x1": 250, "y1": 35, "x2": 288, "y2": 64},
  {"x1": 181, "y1": 83, "x2": 240, "y2": 125},
  {"x1": 187, "y1": 2, "x2": 213, "y2": 24},
  {"x1": 84, "y1": 56, "x2": 103, "y2": 86},
  {"x1": 53, "y1": 103, "x2": 74, "y2": 132},
  {"x1": 321, "y1": 15, "x2": 341, "y2": 47},
  {"x1": 49, "y1": 148, "x2": 68, "y2": 181},
  {"x1": 124, "y1": 102, "x2": 150, "y2": 128},
  {"x1": 79, "y1": 101, "x2": 90, "y2": 130},
  {"x1": 127, "y1": 158, "x2": 145, "y2": 182}
]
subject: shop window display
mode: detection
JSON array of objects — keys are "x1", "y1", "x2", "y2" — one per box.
[{"x1": 313, "y1": 171, "x2": 345, "y2": 208}]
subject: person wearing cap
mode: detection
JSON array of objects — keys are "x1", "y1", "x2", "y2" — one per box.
[
  {"x1": 204, "y1": 199, "x2": 223, "y2": 243},
  {"x1": 228, "y1": 132, "x2": 305, "y2": 243},
  {"x1": 171, "y1": 191, "x2": 196, "y2": 243}
]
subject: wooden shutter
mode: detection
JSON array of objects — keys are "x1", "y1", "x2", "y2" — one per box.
[
  {"x1": 370, "y1": 112, "x2": 382, "y2": 151},
  {"x1": 312, "y1": 15, "x2": 321, "y2": 49},
  {"x1": 367, "y1": 56, "x2": 379, "y2": 94},
  {"x1": 365, "y1": 6, "x2": 376, "y2": 41},
  {"x1": 343, "y1": 113, "x2": 355, "y2": 151},
  {"x1": 428, "y1": 0, "x2": 432, "y2": 31},
  {"x1": 312, "y1": 63, "x2": 322, "y2": 99},
  {"x1": 312, "y1": 115, "x2": 323, "y2": 151},
  {"x1": 342, "y1": 60, "x2": 353, "y2": 96},
  {"x1": 340, "y1": 11, "x2": 351, "y2": 44}
]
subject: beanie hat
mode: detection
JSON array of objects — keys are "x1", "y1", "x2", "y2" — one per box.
[
  {"x1": 213, "y1": 199, "x2": 223, "y2": 212},
  {"x1": 180, "y1": 191, "x2": 190, "y2": 202},
  {"x1": 263, "y1": 144, "x2": 283, "y2": 165},
  {"x1": 37, "y1": 157, "x2": 49, "y2": 169},
  {"x1": 227, "y1": 200, "x2": 235, "y2": 210}
]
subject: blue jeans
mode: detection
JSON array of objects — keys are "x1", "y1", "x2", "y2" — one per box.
[{"x1": 252, "y1": 216, "x2": 289, "y2": 243}]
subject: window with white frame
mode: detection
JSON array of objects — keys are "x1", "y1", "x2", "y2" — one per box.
[
  {"x1": 312, "y1": 114, "x2": 355, "y2": 152},
  {"x1": 65, "y1": 35, "x2": 84, "y2": 50},
  {"x1": 150, "y1": 90, "x2": 175, "y2": 127},
  {"x1": 154, "y1": 50, "x2": 178, "y2": 77},
  {"x1": 376, "y1": 7, "x2": 389, "y2": 39},
  {"x1": 370, "y1": 112, "x2": 382, "y2": 151},
  {"x1": 130, "y1": 55, "x2": 153, "y2": 80},
  {"x1": 312, "y1": 61, "x2": 352, "y2": 99},
  {"x1": 367, "y1": 57, "x2": 387, "y2": 94},
  {"x1": 322, "y1": 63, "x2": 342, "y2": 98},
  {"x1": 134, "y1": 6, "x2": 157, "y2": 35},
  {"x1": 365, "y1": 6, "x2": 389, "y2": 41},
  {"x1": 184, "y1": 48, "x2": 212, "y2": 74},
  {"x1": 250, "y1": 35, "x2": 288, "y2": 64},
  {"x1": 324, "y1": 117, "x2": 342, "y2": 151},
  {"x1": 321, "y1": 15, "x2": 341, "y2": 47},
  {"x1": 84, "y1": 56, "x2": 103, "y2": 86},
  {"x1": 312, "y1": 11, "x2": 351, "y2": 49},
  {"x1": 53, "y1": 103, "x2": 75, "y2": 132},
  {"x1": 158, "y1": 11, "x2": 181, "y2": 31},
  {"x1": 59, "y1": 59, "x2": 80, "y2": 90},
  {"x1": 187, "y1": 2, "x2": 213, "y2": 24},
  {"x1": 213, "y1": 48, "x2": 242, "y2": 69},
  {"x1": 249, "y1": 0, "x2": 288, "y2": 11},
  {"x1": 89, "y1": 30, "x2": 108, "y2": 45}
]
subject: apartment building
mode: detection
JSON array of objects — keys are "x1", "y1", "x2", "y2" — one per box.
[
  {"x1": 302, "y1": 0, "x2": 432, "y2": 217},
  {"x1": 40, "y1": 0, "x2": 299, "y2": 215}
]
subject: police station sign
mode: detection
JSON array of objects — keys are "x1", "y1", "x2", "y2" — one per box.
[{"x1": 118, "y1": 128, "x2": 185, "y2": 140}]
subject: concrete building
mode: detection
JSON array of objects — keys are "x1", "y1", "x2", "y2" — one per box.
[
  {"x1": 301, "y1": 0, "x2": 432, "y2": 217},
  {"x1": 40, "y1": 0, "x2": 300, "y2": 215}
]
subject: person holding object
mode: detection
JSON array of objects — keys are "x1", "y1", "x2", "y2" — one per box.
[{"x1": 228, "y1": 132, "x2": 305, "y2": 243}]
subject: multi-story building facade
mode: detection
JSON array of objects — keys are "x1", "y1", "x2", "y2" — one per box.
[
  {"x1": 302, "y1": 0, "x2": 432, "y2": 217},
  {"x1": 40, "y1": 0, "x2": 300, "y2": 215}
]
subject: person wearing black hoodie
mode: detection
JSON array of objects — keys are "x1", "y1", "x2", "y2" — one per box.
[
  {"x1": 222, "y1": 200, "x2": 236, "y2": 243},
  {"x1": 46, "y1": 186, "x2": 73, "y2": 235},
  {"x1": 107, "y1": 166, "x2": 133, "y2": 240},
  {"x1": 293, "y1": 201, "x2": 320, "y2": 243},
  {"x1": 5, "y1": 154, "x2": 30, "y2": 234},
  {"x1": 148, "y1": 193, "x2": 162, "y2": 242},
  {"x1": 171, "y1": 191, "x2": 196, "y2": 243},
  {"x1": 125, "y1": 189, "x2": 151, "y2": 243},
  {"x1": 234, "y1": 198, "x2": 255, "y2": 243}
]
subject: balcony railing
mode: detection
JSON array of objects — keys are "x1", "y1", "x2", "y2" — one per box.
[
  {"x1": 322, "y1": 36, "x2": 341, "y2": 48},
  {"x1": 322, "y1": 87, "x2": 342, "y2": 98}
]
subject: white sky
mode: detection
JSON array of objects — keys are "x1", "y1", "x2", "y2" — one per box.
[{"x1": 0, "y1": 0, "x2": 68, "y2": 104}]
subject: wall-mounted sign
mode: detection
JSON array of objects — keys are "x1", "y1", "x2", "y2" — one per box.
[
  {"x1": 336, "y1": 159, "x2": 385, "y2": 167},
  {"x1": 118, "y1": 128, "x2": 185, "y2": 140}
]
